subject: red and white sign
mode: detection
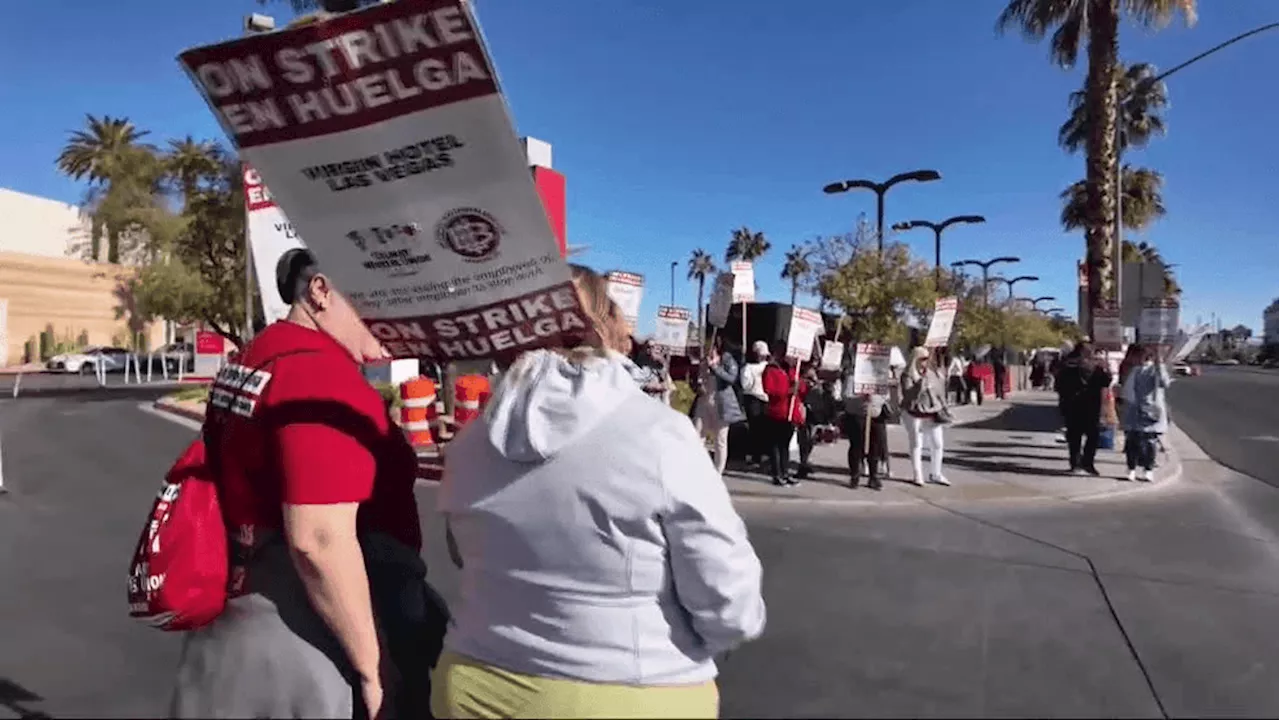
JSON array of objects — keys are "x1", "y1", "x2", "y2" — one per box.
[
  {"x1": 1139, "y1": 298, "x2": 1179, "y2": 344},
  {"x1": 654, "y1": 306, "x2": 690, "y2": 356},
  {"x1": 179, "y1": 0, "x2": 585, "y2": 361},
  {"x1": 193, "y1": 330, "x2": 225, "y2": 379},
  {"x1": 785, "y1": 307, "x2": 823, "y2": 360},
  {"x1": 852, "y1": 343, "x2": 892, "y2": 395},
  {"x1": 819, "y1": 340, "x2": 844, "y2": 372},
  {"x1": 925, "y1": 297, "x2": 958, "y2": 348},
  {"x1": 605, "y1": 271, "x2": 644, "y2": 331},
  {"x1": 730, "y1": 262, "x2": 755, "y2": 303},
  {"x1": 243, "y1": 165, "x2": 305, "y2": 325}
]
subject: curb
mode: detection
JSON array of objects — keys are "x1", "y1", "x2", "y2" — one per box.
[{"x1": 152, "y1": 398, "x2": 206, "y2": 424}]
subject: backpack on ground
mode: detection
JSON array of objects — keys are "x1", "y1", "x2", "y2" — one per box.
[{"x1": 126, "y1": 437, "x2": 228, "y2": 631}]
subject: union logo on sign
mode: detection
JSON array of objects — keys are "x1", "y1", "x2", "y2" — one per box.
[{"x1": 436, "y1": 208, "x2": 502, "y2": 263}]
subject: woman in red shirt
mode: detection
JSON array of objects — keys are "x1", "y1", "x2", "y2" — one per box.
[
  {"x1": 760, "y1": 342, "x2": 808, "y2": 486},
  {"x1": 171, "y1": 249, "x2": 440, "y2": 720}
]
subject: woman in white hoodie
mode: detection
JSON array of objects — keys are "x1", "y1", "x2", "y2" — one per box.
[{"x1": 434, "y1": 265, "x2": 766, "y2": 719}]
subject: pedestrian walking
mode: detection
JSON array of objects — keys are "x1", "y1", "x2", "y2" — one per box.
[
  {"x1": 841, "y1": 352, "x2": 890, "y2": 490},
  {"x1": 900, "y1": 346, "x2": 952, "y2": 486},
  {"x1": 170, "y1": 249, "x2": 445, "y2": 720},
  {"x1": 761, "y1": 343, "x2": 808, "y2": 486},
  {"x1": 1055, "y1": 340, "x2": 1113, "y2": 475},
  {"x1": 694, "y1": 338, "x2": 746, "y2": 475},
  {"x1": 738, "y1": 340, "x2": 772, "y2": 468},
  {"x1": 947, "y1": 352, "x2": 968, "y2": 405},
  {"x1": 434, "y1": 265, "x2": 765, "y2": 719},
  {"x1": 993, "y1": 348, "x2": 1008, "y2": 400},
  {"x1": 794, "y1": 362, "x2": 836, "y2": 480},
  {"x1": 1120, "y1": 344, "x2": 1170, "y2": 482}
]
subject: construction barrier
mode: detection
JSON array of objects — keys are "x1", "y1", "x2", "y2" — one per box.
[
  {"x1": 399, "y1": 377, "x2": 439, "y2": 454},
  {"x1": 454, "y1": 374, "x2": 492, "y2": 428}
]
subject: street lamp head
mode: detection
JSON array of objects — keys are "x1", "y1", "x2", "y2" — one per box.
[
  {"x1": 948, "y1": 214, "x2": 986, "y2": 226},
  {"x1": 892, "y1": 169, "x2": 942, "y2": 185},
  {"x1": 1011, "y1": 274, "x2": 1040, "y2": 284},
  {"x1": 891, "y1": 221, "x2": 921, "y2": 231},
  {"x1": 993, "y1": 256, "x2": 1021, "y2": 265},
  {"x1": 1033, "y1": 295, "x2": 1056, "y2": 304},
  {"x1": 822, "y1": 179, "x2": 878, "y2": 194}
]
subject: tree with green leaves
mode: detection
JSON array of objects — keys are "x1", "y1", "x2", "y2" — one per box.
[
  {"x1": 780, "y1": 245, "x2": 811, "y2": 305},
  {"x1": 997, "y1": 0, "x2": 1196, "y2": 315},
  {"x1": 724, "y1": 226, "x2": 770, "y2": 264},
  {"x1": 686, "y1": 248, "x2": 716, "y2": 342},
  {"x1": 811, "y1": 235, "x2": 935, "y2": 343},
  {"x1": 56, "y1": 114, "x2": 152, "y2": 262}
]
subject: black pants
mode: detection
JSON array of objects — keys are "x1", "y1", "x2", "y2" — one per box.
[
  {"x1": 1065, "y1": 419, "x2": 1100, "y2": 470},
  {"x1": 948, "y1": 376, "x2": 966, "y2": 405},
  {"x1": 843, "y1": 412, "x2": 886, "y2": 485},
  {"x1": 741, "y1": 396, "x2": 767, "y2": 463},
  {"x1": 966, "y1": 377, "x2": 983, "y2": 406},
  {"x1": 767, "y1": 418, "x2": 796, "y2": 481},
  {"x1": 1124, "y1": 430, "x2": 1158, "y2": 470},
  {"x1": 796, "y1": 422, "x2": 814, "y2": 471},
  {"x1": 994, "y1": 369, "x2": 1007, "y2": 399}
]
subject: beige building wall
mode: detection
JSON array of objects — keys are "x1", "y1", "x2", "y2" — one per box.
[
  {"x1": 0, "y1": 252, "x2": 165, "y2": 365},
  {"x1": 0, "y1": 188, "x2": 163, "y2": 366}
]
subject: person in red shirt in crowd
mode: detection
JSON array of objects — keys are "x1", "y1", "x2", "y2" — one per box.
[
  {"x1": 171, "y1": 249, "x2": 443, "y2": 720},
  {"x1": 761, "y1": 341, "x2": 808, "y2": 487}
]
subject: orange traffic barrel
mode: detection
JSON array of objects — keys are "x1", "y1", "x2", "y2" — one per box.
[
  {"x1": 454, "y1": 374, "x2": 492, "y2": 428},
  {"x1": 399, "y1": 377, "x2": 438, "y2": 454}
]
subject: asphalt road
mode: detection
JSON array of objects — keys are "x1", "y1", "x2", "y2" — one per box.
[
  {"x1": 1168, "y1": 365, "x2": 1279, "y2": 487},
  {"x1": 0, "y1": 392, "x2": 1275, "y2": 719}
]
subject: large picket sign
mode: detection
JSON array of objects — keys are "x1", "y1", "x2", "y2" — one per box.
[
  {"x1": 654, "y1": 306, "x2": 691, "y2": 356},
  {"x1": 244, "y1": 166, "x2": 306, "y2": 325},
  {"x1": 785, "y1": 307, "x2": 823, "y2": 360},
  {"x1": 179, "y1": 0, "x2": 585, "y2": 360},
  {"x1": 707, "y1": 272, "x2": 733, "y2": 328},
  {"x1": 730, "y1": 262, "x2": 755, "y2": 303},
  {"x1": 852, "y1": 343, "x2": 892, "y2": 395},
  {"x1": 605, "y1": 271, "x2": 644, "y2": 331},
  {"x1": 924, "y1": 297, "x2": 958, "y2": 348}
]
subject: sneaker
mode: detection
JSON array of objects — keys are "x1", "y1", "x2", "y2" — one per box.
[
  {"x1": 929, "y1": 475, "x2": 952, "y2": 486},
  {"x1": 1126, "y1": 469, "x2": 1137, "y2": 482},
  {"x1": 787, "y1": 477, "x2": 802, "y2": 487},
  {"x1": 771, "y1": 477, "x2": 786, "y2": 487},
  {"x1": 868, "y1": 480, "x2": 883, "y2": 491},
  {"x1": 911, "y1": 476, "x2": 925, "y2": 487},
  {"x1": 1139, "y1": 468, "x2": 1153, "y2": 482},
  {"x1": 1083, "y1": 466, "x2": 1101, "y2": 477}
]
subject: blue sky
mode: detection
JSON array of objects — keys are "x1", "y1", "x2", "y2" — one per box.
[{"x1": 2, "y1": 0, "x2": 1276, "y2": 335}]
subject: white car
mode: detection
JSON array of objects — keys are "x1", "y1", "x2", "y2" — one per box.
[
  {"x1": 1173, "y1": 363, "x2": 1193, "y2": 377},
  {"x1": 46, "y1": 346, "x2": 131, "y2": 374}
]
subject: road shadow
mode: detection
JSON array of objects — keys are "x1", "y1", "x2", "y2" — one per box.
[
  {"x1": 947, "y1": 448, "x2": 1063, "y2": 464},
  {"x1": 0, "y1": 677, "x2": 52, "y2": 719},
  {"x1": 956, "y1": 399, "x2": 1064, "y2": 434},
  {"x1": 0, "y1": 385, "x2": 177, "y2": 403},
  {"x1": 940, "y1": 454, "x2": 1076, "y2": 479}
]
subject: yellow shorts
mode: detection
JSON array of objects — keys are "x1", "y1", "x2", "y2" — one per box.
[{"x1": 430, "y1": 650, "x2": 720, "y2": 719}]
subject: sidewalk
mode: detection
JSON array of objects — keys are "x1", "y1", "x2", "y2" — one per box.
[{"x1": 723, "y1": 390, "x2": 1181, "y2": 506}]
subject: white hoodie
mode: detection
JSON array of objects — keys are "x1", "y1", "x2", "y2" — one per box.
[{"x1": 437, "y1": 350, "x2": 766, "y2": 685}]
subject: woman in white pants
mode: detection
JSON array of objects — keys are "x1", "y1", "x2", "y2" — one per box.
[
  {"x1": 899, "y1": 346, "x2": 952, "y2": 486},
  {"x1": 694, "y1": 341, "x2": 746, "y2": 474}
]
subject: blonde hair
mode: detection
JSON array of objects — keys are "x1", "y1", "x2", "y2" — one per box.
[{"x1": 560, "y1": 264, "x2": 630, "y2": 361}]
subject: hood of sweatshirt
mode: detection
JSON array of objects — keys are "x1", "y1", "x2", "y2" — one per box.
[{"x1": 483, "y1": 349, "x2": 646, "y2": 463}]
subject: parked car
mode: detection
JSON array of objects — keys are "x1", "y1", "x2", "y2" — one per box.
[
  {"x1": 1172, "y1": 362, "x2": 1193, "y2": 377},
  {"x1": 46, "y1": 346, "x2": 131, "y2": 374},
  {"x1": 1214, "y1": 358, "x2": 1241, "y2": 366},
  {"x1": 155, "y1": 342, "x2": 195, "y2": 373}
]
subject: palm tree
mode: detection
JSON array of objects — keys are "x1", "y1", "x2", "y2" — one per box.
[
  {"x1": 780, "y1": 245, "x2": 811, "y2": 305},
  {"x1": 1060, "y1": 165, "x2": 1165, "y2": 231},
  {"x1": 1059, "y1": 62, "x2": 1168, "y2": 154},
  {"x1": 724, "y1": 226, "x2": 770, "y2": 264},
  {"x1": 997, "y1": 0, "x2": 1196, "y2": 314},
  {"x1": 56, "y1": 114, "x2": 151, "y2": 262},
  {"x1": 686, "y1": 249, "x2": 717, "y2": 342},
  {"x1": 166, "y1": 136, "x2": 222, "y2": 209}
]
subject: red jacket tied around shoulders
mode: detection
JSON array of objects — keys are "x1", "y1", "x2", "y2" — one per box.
[{"x1": 762, "y1": 361, "x2": 807, "y2": 425}]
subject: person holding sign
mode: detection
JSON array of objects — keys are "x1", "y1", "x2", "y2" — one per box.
[
  {"x1": 900, "y1": 347, "x2": 953, "y2": 486},
  {"x1": 841, "y1": 354, "x2": 890, "y2": 491},
  {"x1": 694, "y1": 338, "x2": 746, "y2": 476},
  {"x1": 435, "y1": 266, "x2": 765, "y2": 719},
  {"x1": 760, "y1": 342, "x2": 809, "y2": 486}
]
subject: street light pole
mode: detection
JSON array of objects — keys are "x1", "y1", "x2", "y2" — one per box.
[
  {"x1": 952, "y1": 257, "x2": 1020, "y2": 308},
  {"x1": 891, "y1": 215, "x2": 986, "y2": 289},
  {"x1": 993, "y1": 274, "x2": 1040, "y2": 303},
  {"x1": 1112, "y1": 21, "x2": 1280, "y2": 313},
  {"x1": 822, "y1": 170, "x2": 943, "y2": 253},
  {"x1": 669, "y1": 261, "x2": 677, "y2": 305}
]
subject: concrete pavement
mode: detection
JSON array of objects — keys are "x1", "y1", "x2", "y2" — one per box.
[
  {"x1": 1167, "y1": 365, "x2": 1278, "y2": 487},
  {"x1": 723, "y1": 391, "x2": 1182, "y2": 506},
  {"x1": 0, "y1": 392, "x2": 1274, "y2": 718}
]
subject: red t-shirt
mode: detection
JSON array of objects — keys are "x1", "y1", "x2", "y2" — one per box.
[{"x1": 206, "y1": 322, "x2": 421, "y2": 590}]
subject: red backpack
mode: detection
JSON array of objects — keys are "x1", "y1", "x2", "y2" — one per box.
[{"x1": 126, "y1": 437, "x2": 228, "y2": 631}]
